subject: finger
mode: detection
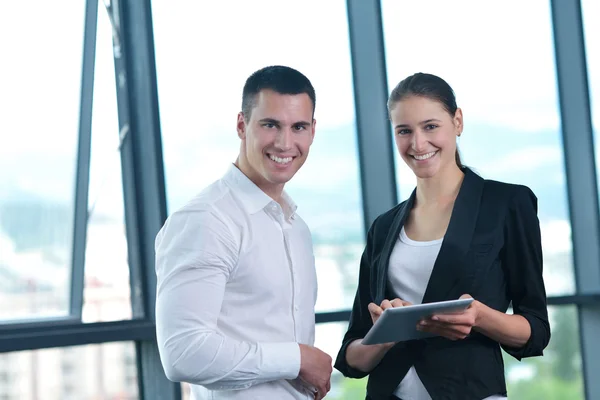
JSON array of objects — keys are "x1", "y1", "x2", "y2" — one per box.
[
  {"x1": 317, "y1": 385, "x2": 327, "y2": 400},
  {"x1": 460, "y1": 294, "x2": 474, "y2": 300},
  {"x1": 368, "y1": 302, "x2": 382, "y2": 315},
  {"x1": 418, "y1": 323, "x2": 464, "y2": 340},
  {"x1": 401, "y1": 300, "x2": 413, "y2": 306},
  {"x1": 391, "y1": 298, "x2": 404, "y2": 307},
  {"x1": 431, "y1": 313, "x2": 476, "y2": 326},
  {"x1": 380, "y1": 299, "x2": 393, "y2": 310},
  {"x1": 420, "y1": 321, "x2": 471, "y2": 339}
]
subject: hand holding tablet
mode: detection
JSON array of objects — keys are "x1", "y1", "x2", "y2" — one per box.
[{"x1": 362, "y1": 297, "x2": 475, "y2": 345}]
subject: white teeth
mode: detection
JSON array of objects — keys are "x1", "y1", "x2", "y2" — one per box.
[
  {"x1": 269, "y1": 155, "x2": 293, "y2": 164},
  {"x1": 413, "y1": 151, "x2": 436, "y2": 160}
]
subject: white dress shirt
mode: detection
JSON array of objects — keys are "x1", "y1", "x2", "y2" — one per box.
[{"x1": 155, "y1": 164, "x2": 318, "y2": 400}]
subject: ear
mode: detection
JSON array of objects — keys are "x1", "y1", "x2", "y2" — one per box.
[
  {"x1": 454, "y1": 108, "x2": 464, "y2": 137},
  {"x1": 237, "y1": 112, "x2": 246, "y2": 139},
  {"x1": 310, "y1": 118, "x2": 317, "y2": 142}
]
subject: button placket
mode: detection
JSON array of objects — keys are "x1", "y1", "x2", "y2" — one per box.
[{"x1": 282, "y1": 229, "x2": 301, "y2": 338}]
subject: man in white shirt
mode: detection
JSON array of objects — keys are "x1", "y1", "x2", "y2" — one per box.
[{"x1": 155, "y1": 65, "x2": 332, "y2": 400}]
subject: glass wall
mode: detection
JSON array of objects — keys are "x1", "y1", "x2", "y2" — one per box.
[
  {"x1": 581, "y1": 0, "x2": 600, "y2": 200},
  {"x1": 83, "y1": 1, "x2": 132, "y2": 324},
  {"x1": 0, "y1": 1, "x2": 86, "y2": 321},
  {"x1": 1, "y1": 1, "x2": 598, "y2": 399},
  {"x1": 0, "y1": 342, "x2": 138, "y2": 400},
  {"x1": 151, "y1": 0, "x2": 365, "y2": 315},
  {"x1": 381, "y1": 0, "x2": 575, "y2": 297}
]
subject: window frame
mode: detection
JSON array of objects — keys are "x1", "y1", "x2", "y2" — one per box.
[{"x1": 1, "y1": 1, "x2": 599, "y2": 399}]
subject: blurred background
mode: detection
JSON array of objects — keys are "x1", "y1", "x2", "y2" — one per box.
[{"x1": 1, "y1": 0, "x2": 599, "y2": 399}]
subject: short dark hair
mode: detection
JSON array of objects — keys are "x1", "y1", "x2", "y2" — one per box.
[
  {"x1": 241, "y1": 65, "x2": 316, "y2": 120},
  {"x1": 388, "y1": 72, "x2": 463, "y2": 169}
]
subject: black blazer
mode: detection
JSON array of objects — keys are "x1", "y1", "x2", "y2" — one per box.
[{"x1": 334, "y1": 167, "x2": 550, "y2": 400}]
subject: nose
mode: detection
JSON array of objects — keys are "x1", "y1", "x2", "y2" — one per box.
[
  {"x1": 411, "y1": 130, "x2": 427, "y2": 153},
  {"x1": 274, "y1": 128, "x2": 293, "y2": 151}
]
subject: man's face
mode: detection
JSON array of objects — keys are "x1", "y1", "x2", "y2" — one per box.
[{"x1": 237, "y1": 89, "x2": 315, "y2": 196}]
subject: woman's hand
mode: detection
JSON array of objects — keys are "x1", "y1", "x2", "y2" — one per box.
[
  {"x1": 368, "y1": 298, "x2": 413, "y2": 325},
  {"x1": 417, "y1": 294, "x2": 480, "y2": 340},
  {"x1": 347, "y1": 298, "x2": 413, "y2": 370}
]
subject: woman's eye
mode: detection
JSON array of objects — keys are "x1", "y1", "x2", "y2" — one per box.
[{"x1": 397, "y1": 129, "x2": 411, "y2": 135}]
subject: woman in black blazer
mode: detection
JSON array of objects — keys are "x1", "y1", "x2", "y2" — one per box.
[{"x1": 334, "y1": 73, "x2": 550, "y2": 400}]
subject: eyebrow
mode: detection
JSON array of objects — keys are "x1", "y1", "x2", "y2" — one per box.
[
  {"x1": 394, "y1": 118, "x2": 441, "y2": 129},
  {"x1": 258, "y1": 118, "x2": 312, "y2": 126}
]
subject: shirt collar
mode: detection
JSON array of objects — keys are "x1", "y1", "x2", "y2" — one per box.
[{"x1": 223, "y1": 164, "x2": 297, "y2": 219}]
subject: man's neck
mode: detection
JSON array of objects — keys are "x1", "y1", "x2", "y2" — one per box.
[{"x1": 233, "y1": 159, "x2": 285, "y2": 204}]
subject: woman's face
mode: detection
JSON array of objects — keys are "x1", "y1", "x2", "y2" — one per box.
[{"x1": 390, "y1": 95, "x2": 463, "y2": 179}]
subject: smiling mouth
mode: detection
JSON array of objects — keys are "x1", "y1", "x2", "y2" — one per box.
[
  {"x1": 411, "y1": 151, "x2": 437, "y2": 161},
  {"x1": 268, "y1": 154, "x2": 293, "y2": 165}
]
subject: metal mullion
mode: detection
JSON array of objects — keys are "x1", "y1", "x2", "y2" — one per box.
[
  {"x1": 346, "y1": 0, "x2": 397, "y2": 232},
  {"x1": 69, "y1": 0, "x2": 99, "y2": 320},
  {"x1": 107, "y1": 0, "x2": 177, "y2": 398}
]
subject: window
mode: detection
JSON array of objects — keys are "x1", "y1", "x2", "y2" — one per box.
[
  {"x1": 315, "y1": 322, "x2": 367, "y2": 399},
  {"x1": 151, "y1": 0, "x2": 364, "y2": 315},
  {"x1": 0, "y1": 342, "x2": 139, "y2": 400},
  {"x1": 0, "y1": 2, "x2": 86, "y2": 321},
  {"x1": 381, "y1": 0, "x2": 575, "y2": 297},
  {"x1": 82, "y1": 1, "x2": 132, "y2": 323},
  {"x1": 581, "y1": 0, "x2": 600, "y2": 196},
  {"x1": 381, "y1": 1, "x2": 582, "y2": 398},
  {"x1": 504, "y1": 306, "x2": 583, "y2": 399}
]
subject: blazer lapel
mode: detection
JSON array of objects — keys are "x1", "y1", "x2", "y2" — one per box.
[
  {"x1": 373, "y1": 190, "x2": 416, "y2": 305},
  {"x1": 421, "y1": 168, "x2": 485, "y2": 303}
]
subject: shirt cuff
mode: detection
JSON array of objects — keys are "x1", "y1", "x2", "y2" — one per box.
[{"x1": 259, "y1": 342, "x2": 301, "y2": 380}]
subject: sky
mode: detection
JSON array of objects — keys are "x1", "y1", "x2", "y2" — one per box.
[{"x1": 1, "y1": 0, "x2": 600, "y2": 300}]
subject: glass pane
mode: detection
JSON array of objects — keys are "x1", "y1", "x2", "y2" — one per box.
[
  {"x1": 381, "y1": 0, "x2": 574, "y2": 296},
  {"x1": 316, "y1": 322, "x2": 367, "y2": 399},
  {"x1": 504, "y1": 305, "x2": 584, "y2": 399},
  {"x1": 152, "y1": 0, "x2": 364, "y2": 312},
  {"x1": 0, "y1": 3, "x2": 86, "y2": 321},
  {"x1": 82, "y1": 2, "x2": 132, "y2": 323},
  {"x1": 0, "y1": 342, "x2": 139, "y2": 400},
  {"x1": 582, "y1": 0, "x2": 600, "y2": 199}
]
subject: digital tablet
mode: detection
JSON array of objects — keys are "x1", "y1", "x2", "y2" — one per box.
[{"x1": 361, "y1": 298, "x2": 474, "y2": 345}]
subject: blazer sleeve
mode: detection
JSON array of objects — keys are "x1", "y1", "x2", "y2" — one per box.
[
  {"x1": 501, "y1": 185, "x2": 551, "y2": 360},
  {"x1": 334, "y1": 218, "x2": 378, "y2": 379}
]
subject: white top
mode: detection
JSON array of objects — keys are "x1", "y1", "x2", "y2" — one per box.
[
  {"x1": 388, "y1": 227, "x2": 507, "y2": 400},
  {"x1": 154, "y1": 164, "x2": 318, "y2": 400}
]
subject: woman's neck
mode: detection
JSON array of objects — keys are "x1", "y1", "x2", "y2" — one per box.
[{"x1": 415, "y1": 164, "x2": 465, "y2": 207}]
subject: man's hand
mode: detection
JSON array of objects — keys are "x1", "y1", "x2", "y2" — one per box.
[
  {"x1": 298, "y1": 344, "x2": 332, "y2": 400},
  {"x1": 368, "y1": 298, "x2": 412, "y2": 325},
  {"x1": 417, "y1": 294, "x2": 480, "y2": 340}
]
